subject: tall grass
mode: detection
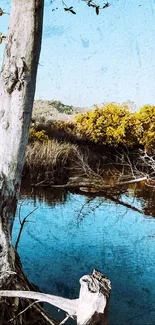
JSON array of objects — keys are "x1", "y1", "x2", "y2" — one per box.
[
  {"x1": 24, "y1": 138, "x2": 143, "y2": 188},
  {"x1": 24, "y1": 140, "x2": 78, "y2": 184}
]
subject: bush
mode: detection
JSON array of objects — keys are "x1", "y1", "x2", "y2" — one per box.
[
  {"x1": 137, "y1": 105, "x2": 155, "y2": 152},
  {"x1": 51, "y1": 100, "x2": 74, "y2": 114},
  {"x1": 29, "y1": 127, "x2": 49, "y2": 143},
  {"x1": 75, "y1": 103, "x2": 141, "y2": 147}
]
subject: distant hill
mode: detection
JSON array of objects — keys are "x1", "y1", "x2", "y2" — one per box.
[
  {"x1": 33, "y1": 100, "x2": 86, "y2": 122},
  {"x1": 32, "y1": 99, "x2": 137, "y2": 123}
]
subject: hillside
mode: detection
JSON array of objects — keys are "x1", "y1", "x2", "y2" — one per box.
[
  {"x1": 33, "y1": 100, "x2": 86, "y2": 122},
  {"x1": 32, "y1": 100, "x2": 138, "y2": 123}
]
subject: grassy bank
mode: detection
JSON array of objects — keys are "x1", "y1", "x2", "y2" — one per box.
[
  {"x1": 24, "y1": 138, "x2": 117, "y2": 186},
  {"x1": 32, "y1": 101, "x2": 155, "y2": 153},
  {"x1": 24, "y1": 140, "x2": 77, "y2": 184},
  {"x1": 23, "y1": 101, "x2": 155, "y2": 188},
  {"x1": 23, "y1": 138, "x2": 148, "y2": 191}
]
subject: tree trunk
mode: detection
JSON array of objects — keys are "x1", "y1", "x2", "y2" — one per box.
[{"x1": 0, "y1": 0, "x2": 44, "y2": 323}]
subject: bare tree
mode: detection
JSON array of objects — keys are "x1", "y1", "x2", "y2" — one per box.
[
  {"x1": 0, "y1": 1, "x2": 111, "y2": 323},
  {"x1": 0, "y1": 0, "x2": 44, "y2": 323}
]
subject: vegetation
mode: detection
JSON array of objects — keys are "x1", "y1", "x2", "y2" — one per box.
[
  {"x1": 25, "y1": 101, "x2": 155, "y2": 188},
  {"x1": 24, "y1": 140, "x2": 78, "y2": 184},
  {"x1": 32, "y1": 100, "x2": 81, "y2": 124},
  {"x1": 26, "y1": 102, "x2": 155, "y2": 186},
  {"x1": 29, "y1": 127, "x2": 49, "y2": 142},
  {"x1": 51, "y1": 100, "x2": 75, "y2": 114},
  {"x1": 75, "y1": 103, "x2": 155, "y2": 152},
  {"x1": 137, "y1": 105, "x2": 155, "y2": 152},
  {"x1": 30, "y1": 102, "x2": 155, "y2": 152},
  {"x1": 0, "y1": 2, "x2": 120, "y2": 325},
  {"x1": 28, "y1": 104, "x2": 155, "y2": 182}
]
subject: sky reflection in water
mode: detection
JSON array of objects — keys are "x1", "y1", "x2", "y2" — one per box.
[{"x1": 12, "y1": 189, "x2": 155, "y2": 325}]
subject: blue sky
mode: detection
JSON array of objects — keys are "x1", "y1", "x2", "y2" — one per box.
[{"x1": 0, "y1": 0, "x2": 155, "y2": 107}]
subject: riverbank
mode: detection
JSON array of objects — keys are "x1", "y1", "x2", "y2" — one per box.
[
  {"x1": 23, "y1": 137, "x2": 153, "y2": 194},
  {"x1": 23, "y1": 101, "x2": 155, "y2": 191}
]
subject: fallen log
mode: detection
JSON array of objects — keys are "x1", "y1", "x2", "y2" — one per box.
[
  {"x1": 0, "y1": 269, "x2": 111, "y2": 325},
  {"x1": 49, "y1": 176, "x2": 147, "y2": 192}
]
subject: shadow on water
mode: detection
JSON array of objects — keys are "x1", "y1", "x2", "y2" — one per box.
[
  {"x1": 21, "y1": 180, "x2": 68, "y2": 206},
  {"x1": 131, "y1": 183, "x2": 155, "y2": 217},
  {"x1": 21, "y1": 180, "x2": 155, "y2": 218},
  {"x1": 12, "y1": 183, "x2": 155, "y2": 325}
]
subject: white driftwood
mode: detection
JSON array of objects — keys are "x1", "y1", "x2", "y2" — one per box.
[
  {"x1": 77, "y1": 269, "x2": 111, "y2": 325},
  {"x1": 0, "y1": 269, "x2": 111, "y2": 325},
  {"x1": 50, "y1": 176, "x2": 147, "y2": 191},
  {"x1": 0, "y1": 290, "x2": 78, "y2": 316}
]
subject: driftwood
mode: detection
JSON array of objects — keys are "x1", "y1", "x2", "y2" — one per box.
[
  {"x1": 77, "y1": 269, "x2": 111, "y2": 325},
  {"x1": 0, "y1": 269, "x2": 111, "y2": 325},
  {"x1": 49, "y1": 176, "x2": 147, "y2": 192}
]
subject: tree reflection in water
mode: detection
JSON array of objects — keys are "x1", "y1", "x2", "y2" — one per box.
[{"x1": 21, "y1": 181, "x2": 155, "y2": 218}]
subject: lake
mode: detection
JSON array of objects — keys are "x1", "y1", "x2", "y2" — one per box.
[{"x1": 12, "y1": 187, "x2": 155, "y2": 325}]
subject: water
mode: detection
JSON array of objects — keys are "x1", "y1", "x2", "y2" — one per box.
[{"x1": 12, "y1": 188, "x2": 155, "y2": 325}]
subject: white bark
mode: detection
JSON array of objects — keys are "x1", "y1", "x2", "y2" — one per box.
[
  {"x1": 77, "y1": 269, "x2": 111, "y2": 325},
  {"x1": 0, "y1": 269, "x2": 111, "y2": 325},
  {"x1": 0, "y1": 290, "x2": 78, "y2": 316},
  {"x1": 0, "y1": 0, "x2": 44, "y2": 190},
  {"x1": 0, "y1": 0, "x2": 44, "y2": 287}
]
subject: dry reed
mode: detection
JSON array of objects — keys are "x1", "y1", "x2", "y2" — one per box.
[{"x1": 24, "y1": 140, "x2": 78, "y2": 184}]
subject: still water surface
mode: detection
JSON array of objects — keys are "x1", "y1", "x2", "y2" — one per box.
[{"x1": 12, "y1": 188, "x2": 155, "y2": 325}]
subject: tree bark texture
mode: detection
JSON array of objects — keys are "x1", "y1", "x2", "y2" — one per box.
[
  {"x1": 0, "y1": 0, "x2": 44, "y2": 189},
  {"x1": 0, "y1": 0, "x2": 44, "y2": 302}
]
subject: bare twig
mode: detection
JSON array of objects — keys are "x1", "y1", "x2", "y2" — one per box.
[
  {"x1": 15, "y1": 207, "x2": 38, "y2": 250},
  {"x1": 33, "y1": 304, "x2": 57, "y2": 325},
  {"x1": 8, "y1": 300, "x2": 39, "y2": 323},
  {"x1": 59, "y1": 313, "x2": 73, "y2": 325}
]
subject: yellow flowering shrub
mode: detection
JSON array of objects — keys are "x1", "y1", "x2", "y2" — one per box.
[
  {"x1": 75, "y1": 103, "x2": 141, "y2": 147},
  {"x1": 29, "y1": 127, "x2": 49, "y2": 142},
  {"x1": 137, "y1": 105, "x2": 155, "y2": 152}
]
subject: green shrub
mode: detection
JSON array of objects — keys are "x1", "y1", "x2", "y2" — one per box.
[{"x1": 51, "y1": 100, "x2": 74, "y2": 114}]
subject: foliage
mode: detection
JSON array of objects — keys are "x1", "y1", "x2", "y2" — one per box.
[
  {"x1": 29, "y1": 127, "x2": 49, "y2": 143},
  {"x1": 32, "y1": 120, "x2": 78, "y2": 143},
  {"x1": 0, "y1": 1, "x2": 111, "y2": 46},
  {"x1": 75, "y1": 103, "x2": 141, "y2": 147},
  {"x1": 53, "y1": 1, "x2": 110, "y2": 15},
  {"x1": 51, "y1": 100, "x2": 74, "y2": 114},
  {"x1": 0, "y1": 7, "x2": 9, "y2": 16},
  {"x1": 137, "y1": 105, "x2": 155, "y2": 152},
  {"x1": 30, "y1": 103, "x2": 155, "y2": 151}
]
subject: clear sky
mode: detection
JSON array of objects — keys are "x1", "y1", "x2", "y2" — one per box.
[{"x1": 0, "y1": 0, "x2": 155, "y2": 108}]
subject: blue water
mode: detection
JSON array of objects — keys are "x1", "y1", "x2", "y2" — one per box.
[{"x1": 12, "y1": 191, "x2": 155, "y2": 325}]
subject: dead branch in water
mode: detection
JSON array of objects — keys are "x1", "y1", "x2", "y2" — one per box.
[
  {"x1": 15, "y1": 205, "x2": 38, "y2": 250},
  {"x1": 50, "y1": 176, "x2": 147, "y2": 192},
  {"x1": 0, "y1": 269, "x2": 111, "y2": 325}
]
